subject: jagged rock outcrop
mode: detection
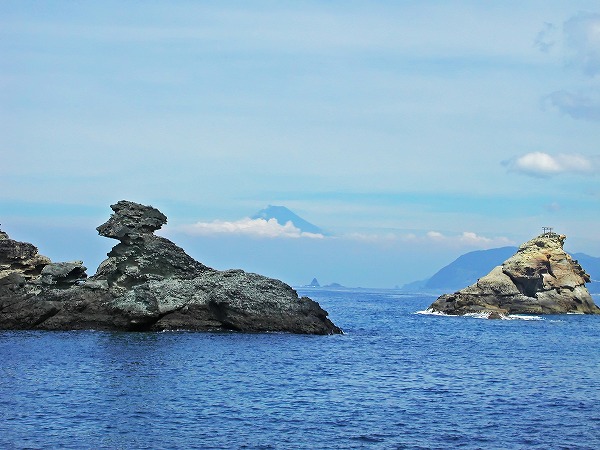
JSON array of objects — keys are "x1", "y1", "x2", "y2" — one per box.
[
  {"x1": 308, "y1": 278, "x2": 320, "y2": 287},
  {"x1": 0, "y1": 201, "x2": 341, "y2": 334},
  {"x1": 0, "y1": 230, "x2": 51, "y2": 281},
  {"x1": 428, "y1": 233, "x2": 600, "y2": 317}
]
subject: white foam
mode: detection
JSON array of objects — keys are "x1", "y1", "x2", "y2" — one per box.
[
  {"x1": 414, "y1": 309, "x2": 448, "y2": 316},
  {"x1": 464, "y1": 312, "x2": 496, "y2": 320},
  {"x1": 504, "y1": 314, "x2": 544, "y2": 321},
  {"x1": 414, "y1": 309, "x2": 544, "y2": 321}
]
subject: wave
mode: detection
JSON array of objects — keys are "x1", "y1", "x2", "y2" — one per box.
[{"x1": 415, "y1": 309, "x2": 544, "y2": 321}]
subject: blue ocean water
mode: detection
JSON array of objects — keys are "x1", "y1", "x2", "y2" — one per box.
[{"x1": 1, "y1": 289, "x2": 600, "y2": 450}]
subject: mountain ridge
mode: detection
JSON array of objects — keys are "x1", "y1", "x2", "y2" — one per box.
[
  {"x1": 404, "y1": 246, "x2": 600, "y2": 294},
  {"x1": 252, "y1": 205, "x2": 325, "y2": 235}
]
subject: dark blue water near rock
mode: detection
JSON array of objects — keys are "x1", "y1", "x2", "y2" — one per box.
[{"x1": 1, "y1": 289, "x2": 600, "y2": 449}]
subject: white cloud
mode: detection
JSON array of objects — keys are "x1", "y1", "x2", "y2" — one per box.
[
  {"x1": 424, "y1": 231, "x2": 513, "y2": 248},
  {"x1": 178, "y1": 218, "x2": 324, "y2": 239},
  {"x1": 177, "y1": 222, "x2": 512, "y2": 250},
  {"x1": 458, "y1": 231, "x2": 498, "y2": 246},
  {"x1": 343, "y1": 230, "x2": 512, "y2": 249},
  {"x1": 504, "y1": 152, "x2": 598, "y2": 177},
  {"x1": 426, "y1": 231, "x2": 444, "y2": 240},
  {"x1": 342, "y1": 232, "x2": 398, "y2": 243}
]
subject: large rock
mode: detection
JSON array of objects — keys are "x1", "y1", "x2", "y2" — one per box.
[
  {"x1": 427, "y1": 232, "x2": 600, "y2": 316},
  {"x1": 0, "y1": 201, "x2": 341, "y2": 334},
  {"x1": 0, "y1": 232, "x2": 51, "y2": 281},
  {"x1": 41, "y1": 261, "x2": 87, "y2": 287}
]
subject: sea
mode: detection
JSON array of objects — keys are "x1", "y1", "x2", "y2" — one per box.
[{"x1": 1, "y1": 288, "x2": 600, "y2": 450}]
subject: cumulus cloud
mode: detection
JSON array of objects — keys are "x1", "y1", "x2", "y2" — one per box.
[
  {"x1": 563, "y1": 12, "x2": 600, "y2": 77},
  {"x1": 339, "y1": 230, "x2": 512, "y2": 249},
  {"x1": 423, "y1": 231, "x2": 512, "y2": 247},
  {"x1": 426, "y1": 231, "x2": 444, "y2": 240},
  {"x1": 348, "y1": 230, "x2": 513, "y2": 249},
  {"x1": 545, "y1": 89, "x2": 600, "y2": 121},
  {"x1": 342, "y1": 232, "x2": 398, "y2": 243},
  {"x1": 503, "y1": 152, "x2": 598, "y2": 177},
  {"x1": 177, "y1": 220, "x2": 513, "y2": 251},
  {"x1": 178, "y1": 218, "x2": 324, "y2": 239}
]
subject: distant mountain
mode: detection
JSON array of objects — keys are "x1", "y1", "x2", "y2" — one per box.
[
  {"x1": 403, "y1": 246, "x2": 600, "y2": 294},
  {"x1": 252, "y1": 205, "x2": 325, "y2": 235},
  {"x1": 425, "y1": 247, "x2": 518, "y2": 292},
  {"x1": 400, "y1": 278, "x2": 429, "y2": 292},
  {"x1": 306, "y1": 278, "x2": 320, "y2": 287},
  {"x1": 572, "y1": 253, "x2": 600, "y2": 294}
]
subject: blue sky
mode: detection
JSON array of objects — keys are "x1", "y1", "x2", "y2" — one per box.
[{"x1": 1, "y1": 1, "x2": 599, "y2": 287}]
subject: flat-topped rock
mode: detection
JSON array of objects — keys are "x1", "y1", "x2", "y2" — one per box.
[
  {"x1": 427, "y1": 232, "x2": 600, "y2": 317},
  {"x1": 0, "y1": 202, "x2": 341, "y2": 334}
]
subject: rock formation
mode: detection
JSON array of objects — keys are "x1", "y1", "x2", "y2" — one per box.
[
  {"x1": 307, "y1": 278, "x2": 320, "y2": 287},
  {"x1": 427, "y1": 232, "x2": 600, "y2": 317},
  {"x1": 0, "y1": 201, "x2": 341, "y2": 334}
]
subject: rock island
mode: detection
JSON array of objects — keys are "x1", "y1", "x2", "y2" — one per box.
[
  {"x1": 0, "y1": 201, "x2": 342, "y2": 334},
  {"x1": 427, "y1": 231, "x2": 600, "y2": 317}
]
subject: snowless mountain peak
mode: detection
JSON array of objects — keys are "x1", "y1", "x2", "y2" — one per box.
[{"x1": 251, "y1": 206, "x2": 325, "y2": 236}]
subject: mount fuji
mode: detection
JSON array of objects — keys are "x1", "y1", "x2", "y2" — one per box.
[{"x1": 251, "y1": 205, "x2": 326, "y2": 236}]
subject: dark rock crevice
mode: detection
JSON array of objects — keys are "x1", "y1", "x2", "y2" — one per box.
[{"x1": 30, "y1": 306, "x2": 61, "y2": 328}]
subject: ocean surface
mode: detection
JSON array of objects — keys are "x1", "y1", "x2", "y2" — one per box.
[{"x1": 1, "y1": 288, "x2": 600, "y2": 450}]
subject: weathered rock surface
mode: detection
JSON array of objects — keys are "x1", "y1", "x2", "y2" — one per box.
[
  {"x1": 41, "y1": 261, "x2": 87, "y2": 287},
  {"x1": 0, "y1": 201, "x2": 341, "y2": 334},
  {"x1": 427, "y1": 233, "x2": 600, "y2": 317},
  {"x1": 0, "y1": 231, "x2": 51, "y2": 281}
]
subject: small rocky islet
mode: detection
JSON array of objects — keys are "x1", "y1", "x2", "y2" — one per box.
[
  {"x1": 427, "y1": 232, "x2": 600, "y2": 318},
  {"x1": 0, "y1": 201, "x2": 341, "y2": 334}
]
